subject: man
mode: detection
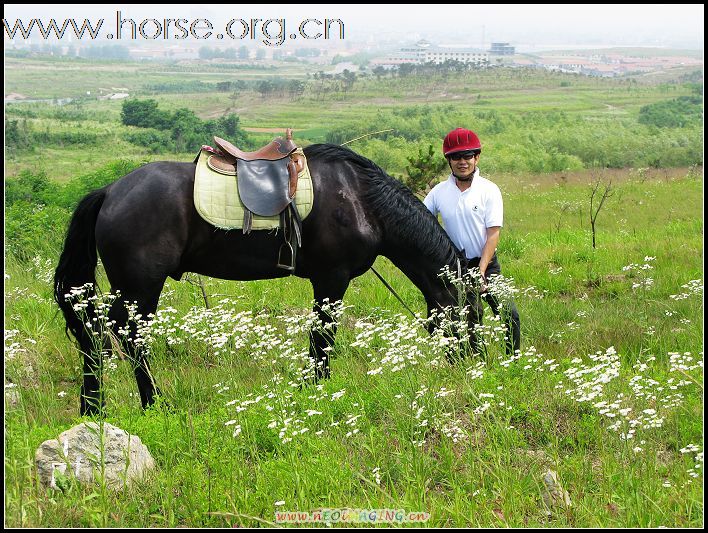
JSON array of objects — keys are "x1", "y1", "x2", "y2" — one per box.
[{"x1": 423, "y1": 127, "x2": 520, "y2": 355}]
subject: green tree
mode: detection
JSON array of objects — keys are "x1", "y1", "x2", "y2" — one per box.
[
  {"x1": 170, "y1": 108, "x2": 204, "y2": 152},
  {"x1": 398, "y1": 64, "x2": 416, "y2": 77},
  {"x1": 341, "y1": 69, "x2": 357, "y2": 94},
  {"x1": 373, "y1": 66, "x2": 387, "y2": 80},
  {"x1": 403, "y1": 144, "x2": 448, "y2": 194},
  {"x1": 120, "y1": 99, "x2": 170, "y2": 129},
  {"x1": 216, "y1": 114, "x2": 249, "y2": 146},
  {"x1": 257, "y1": 80, "x2": 274, "y2": 98},
  {"x1": 638, "y1": 96, "x2": 702, "y2": 128},
  {"x1": 287, "y1": 80, "x2": 306, "y2": 98}
]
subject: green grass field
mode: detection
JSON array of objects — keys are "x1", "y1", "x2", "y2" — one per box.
[{"x1": 4, "y1": 56, "x2": 703, "y2": 527}]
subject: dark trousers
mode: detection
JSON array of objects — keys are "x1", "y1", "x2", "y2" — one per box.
[{"x1": 466, "y1": 254, "x2": 521, "y2": 355}]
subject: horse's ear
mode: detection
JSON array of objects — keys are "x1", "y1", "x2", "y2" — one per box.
[{"x1": 286, "y1": 128, "x2": 293, "y2": 141}]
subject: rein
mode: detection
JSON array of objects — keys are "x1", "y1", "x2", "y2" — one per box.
[
  {"x1": 370, "y1": 266, "x2": 417, "y2": 318},
  {"x1": 370, "y1": 256, "x2": 462, "y2": 319}
]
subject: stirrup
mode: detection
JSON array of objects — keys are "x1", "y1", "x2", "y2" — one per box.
[{"x1": 277, "y1": 241, "x2": 295, "y2": 271}]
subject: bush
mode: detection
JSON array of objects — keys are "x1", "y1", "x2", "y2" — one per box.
[
  {"x1": 6, "y1": 202, "x2": 71, "y2": 261},
  {"x1": 638, "y1": 96, "x2": 703, "y2": 128},
  {"x1": 121, "y1": 99, "x2": 171, "y2": 129},
  {"x1": 5, "y1": 170, "x2": 60, "y2": 205},
  {"x1": 121, "y1": 99, "x2": 251, "y2": 152},
  {"x1": 59, "y1": 160, "x2": 141, "y2": 208},
  {"x1": 123, "y1": 129, "x2": 173, "y2": 153},
  {"x1": 5, "y1": 119, "x2": 103, "y2": 150}
]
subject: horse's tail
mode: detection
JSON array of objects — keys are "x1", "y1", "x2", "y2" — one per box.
[{"x1": 53, "y1": 187, "x2": 107, "y2": 342}]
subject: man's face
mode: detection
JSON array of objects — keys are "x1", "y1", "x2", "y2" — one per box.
[{"x1": 448, "y1": 152, "x2": 480, "y2": 180}]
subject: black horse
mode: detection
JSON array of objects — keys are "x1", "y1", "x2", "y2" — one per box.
[{"x1": 54, "y1": 144, "x2": 467, "y2": 416}]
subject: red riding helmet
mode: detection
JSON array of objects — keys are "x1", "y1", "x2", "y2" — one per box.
[{"x1": 443, "y1": 127, "x2": 482, "y2": 156}]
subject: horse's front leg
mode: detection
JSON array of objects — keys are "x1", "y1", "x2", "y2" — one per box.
[
  {"x1": 309, "y1": 274, "x2": 350, "y2": 381},
  {"x1": 466, "y1": 288, "x2": 485, "y2": 357}
]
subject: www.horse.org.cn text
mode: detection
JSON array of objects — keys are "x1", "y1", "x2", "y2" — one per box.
[{"x1": 3, "y1": 12, "x2": 345, "y2": 46}]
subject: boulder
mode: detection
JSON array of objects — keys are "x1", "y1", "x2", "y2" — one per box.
[
  {"x1": 541, "y1": 469, "x2": 572, "y2": 511},
  {"x1": 5, "y1": 384, "x2": 21, "y2": 410},
  {"x1": 35, "y1": 422, "x2": 155, "y2": 491}
]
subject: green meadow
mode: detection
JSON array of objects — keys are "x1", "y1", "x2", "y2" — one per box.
[{"x1": 4, "y1": 55, "x2": 703, "y2": 527}]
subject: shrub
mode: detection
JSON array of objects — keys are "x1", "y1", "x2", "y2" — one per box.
[
  {"x1": 6, "y1": 202, "x2": 71, "y2": 261},
  {"x1": 638, "y1": 96, "x2": 703, "y2": 128},
  {"x1": 5, "y1": 170, "x2": 60, "y2": 205},
  {"x1": 121, "y1": 99, "x2": 250, "y2": 152}
]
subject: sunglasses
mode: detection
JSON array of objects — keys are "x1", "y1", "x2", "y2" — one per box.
[{"x1": 448, "y1": 152, "x2": 478, "y2": 161}]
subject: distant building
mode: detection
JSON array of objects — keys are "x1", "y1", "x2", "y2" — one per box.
[
  {"x1": 379, "y1": 40, "x2": 489, "y2": 67},
  {"x1": 98, "y1": 92, "x2": 130, "y2": 100},
  {"x1": 490, "y1": 42, "x2": 515, "y2": 55},
  {"x1": 128, "y1": 45, "x2": 198, "y2": 60}
]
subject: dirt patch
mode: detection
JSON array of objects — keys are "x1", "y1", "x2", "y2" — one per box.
[
  {"x1": 603, "y1": 274, "x2": 627, "y2": 283},
  {"x1": 575, "y1": 166, "x2": 696, "y2": 184},
  {"x1": 243, "y1": 127, "x2": 305, "y2": 133},
  {"x1": 495, "y1": 166, "x2": 702, "y2": 189}
]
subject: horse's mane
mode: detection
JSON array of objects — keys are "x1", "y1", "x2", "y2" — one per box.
[{"x1": 304, "y1": 144, "x2": 459, "y2": 269}]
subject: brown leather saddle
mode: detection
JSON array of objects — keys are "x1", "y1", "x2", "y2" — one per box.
[
  {"x1": 213, "y1": 129, "x2": 298, "y2": 217},
  {"x1": 207, "y1": 129, "x2": 305, "y2": 271}
]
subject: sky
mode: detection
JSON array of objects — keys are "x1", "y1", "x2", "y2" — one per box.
[{"x1": 4, "y1": 4, "x2": 705, "y2": 50}]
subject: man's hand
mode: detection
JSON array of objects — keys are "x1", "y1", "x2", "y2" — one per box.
[{"x1": 479, "y1": 272, "x2": 488, "y2": 295}]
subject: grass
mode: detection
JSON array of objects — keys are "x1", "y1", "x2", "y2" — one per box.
[
  {"x1": 4, "y1": 166, "x2": 703, "y2": 527},
  {"x1": 4, "y1": 54, "x2": 703, "y2": 526}
]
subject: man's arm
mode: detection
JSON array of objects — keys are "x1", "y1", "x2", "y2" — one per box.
[{"x1": 479, "y1": 226, "x2": 501, "y2": 291}]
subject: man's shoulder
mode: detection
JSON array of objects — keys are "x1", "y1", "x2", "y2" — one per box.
[
  {"x1": 477, "y1": 174, "x2": 501, "y2": 192},
  {"x1": 428, "y1": 175, "x2": 454, "y2": 194}
]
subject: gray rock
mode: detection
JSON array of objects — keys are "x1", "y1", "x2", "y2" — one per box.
[
  {"x1": 541, "y1": 469, "x2": 572, "y2": 511},
  {"x1": 5, "y1": 385, "x2": 21, "y2": 410},
  {"x1": 35, "y1": 422, "x2": 156, "y2": 491}
]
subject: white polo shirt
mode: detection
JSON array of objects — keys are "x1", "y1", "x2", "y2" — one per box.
[{"x1": 423, "y1": 170, "x2": 503, "y2": 259}]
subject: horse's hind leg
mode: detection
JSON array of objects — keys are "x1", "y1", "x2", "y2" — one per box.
[
  {"x1": 71, "y1": 290, "x2": 111, "y2": 416},
  {"x1": 79, "y1": 333, "x2": 105, "y2": 417},
  {"x1": 309, "y1": 274, "x2": 350, "y2": 380},
  {"x1": 107, "y1": 284, "x2": 165, "y2": 411}
]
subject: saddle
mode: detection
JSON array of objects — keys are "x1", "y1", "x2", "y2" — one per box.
[
  {"x1": 205, "y1": 129, "x2": 306, "y2": 271},
  {"x1": 213, "y1": 129, "x2": 302, "y2": 217}
]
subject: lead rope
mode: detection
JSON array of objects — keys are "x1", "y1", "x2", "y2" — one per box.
[
  {"x1": 370, "y1": 257, "x2": 462, "y2": 319},
  {"x1": 370, "y1": 266, "x2": 417, "y2": 318}
]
